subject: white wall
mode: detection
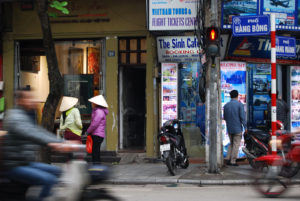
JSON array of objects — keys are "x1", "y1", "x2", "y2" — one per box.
[{"x1": 20, "y1": 56, "x2": 49, "y2": 102}]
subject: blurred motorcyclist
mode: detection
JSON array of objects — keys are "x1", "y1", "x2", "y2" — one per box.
[{"x1": 2, "y1": 88, "x2": 73, "y2": 201}]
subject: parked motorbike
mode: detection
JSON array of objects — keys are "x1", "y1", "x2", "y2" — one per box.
[
  {"x1": 242, "y1": 120, "x2": 284, "y2": 170},
  {"x1": 0, "y1": 138, "x2": 120, "y2": 201},
  {"x1": 158, "y1": 119, "x2": 189, "y2": 176},
  {"x1": 253, "y1": 133, "x2": 300, "y2": 198}
]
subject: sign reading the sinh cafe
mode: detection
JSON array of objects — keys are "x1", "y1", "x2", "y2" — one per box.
[{"x1": 156, "y1": 36, "x2": 201, "y2": 62}]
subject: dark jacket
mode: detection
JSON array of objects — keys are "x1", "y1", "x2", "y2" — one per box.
[
  {"x1": 267, "y1": 99, "x2": 289, "y2": 129},
  {"x1": 224, "y1": 99, "x2": 247, "y2": 134},
  {"x1": 2, "y1": 108, "x2": 62, "y2": 170}
]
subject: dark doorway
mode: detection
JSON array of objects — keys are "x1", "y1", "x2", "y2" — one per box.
[{"x1": 119, "y1": 66, "x2": 146, "y2": 150}]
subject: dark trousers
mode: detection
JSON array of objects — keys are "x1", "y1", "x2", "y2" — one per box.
[
  {"x1": 6, "y1": 162, "x2": 61, "y2": 201},
  {"x1": 91, "y1": 135, "x2": 104, "y2": 164}
]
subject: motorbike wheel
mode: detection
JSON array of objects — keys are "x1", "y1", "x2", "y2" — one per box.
[
  {"x1": 166, "y1": 154, "x2": 176, "y2": 176},
  {"x1": 248, "y1": 157, "x2": 267, "y2": 171},
  {"x1": 180, "y1": 158, "x2": 189, "y2": 169},
  {"x1": 279, "y1": 162, "x2": 299, "y2": 178},
  {"x1": 253, "y1": 172, "x2": 289, "y2": 198}
]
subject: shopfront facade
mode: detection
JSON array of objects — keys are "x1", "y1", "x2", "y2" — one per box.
[
  {"x1": 156, "y1": 35, "x2": 206, "y2": 159},
  {"x1": 2, "y1": 0, "x2": 159, "y2": 157}
]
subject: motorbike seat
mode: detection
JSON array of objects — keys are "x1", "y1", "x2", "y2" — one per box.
[{"x1": 248, "y1": 129, "x2": 270, "y2": 143}]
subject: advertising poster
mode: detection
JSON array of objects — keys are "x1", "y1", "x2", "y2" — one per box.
[
  {"x1": 261, "y1": 0, "x2": 296, "y2": 26},
  {"x1": 222, "y1": 0, "x2": 258, "y2": 26},
  {"x1": 290, "y1": 66, "x2": 300, "y2": 131},
  {"x1": 161, "y1": 63, "x2": 178, "y2": 125},
  {"x1": 221, "y1": 61, "x2": 247, "y2": 158},
  {"x1": 248, "y1": 63, "x2": 271, "y2": 128},
  {"x1": 149, "y1": 0, "x2": 198, "y2": 31}
]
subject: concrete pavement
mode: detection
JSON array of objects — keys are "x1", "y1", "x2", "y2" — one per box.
[{"x1": 105, "y1": 161, "x2": 300, "y2": 185}]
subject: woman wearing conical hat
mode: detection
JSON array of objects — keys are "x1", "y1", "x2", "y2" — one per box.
[
  {"x1": 59, "y1": 96, "x2": 83, "y2": 142},
  {"x1": 86, "y1": 95, "x2": 109, "y2": 164}
]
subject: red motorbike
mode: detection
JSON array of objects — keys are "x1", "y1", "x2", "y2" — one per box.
[{"x1": 253, "y1": 132, "x2": 300, "y2": 198}]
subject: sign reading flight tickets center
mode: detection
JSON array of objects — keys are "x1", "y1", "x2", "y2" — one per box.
[
  {"x1": 157, "y1": 36, "x2": 201, "y2": 62},
  {"x1": 149, "y1": 0, "x2": 198, "y2": 31}
]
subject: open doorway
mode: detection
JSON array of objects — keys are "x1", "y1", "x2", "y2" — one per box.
[{"x1": 119, "y1": 66, "x2": 146, "y2": 150}]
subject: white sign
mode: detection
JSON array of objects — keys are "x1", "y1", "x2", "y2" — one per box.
[
  {"x1": 157, "y1": 36, "x2": 201, "y2": 62},
  {"x1": 149, "y1": 0, "x2": 198, "y2": 31}
]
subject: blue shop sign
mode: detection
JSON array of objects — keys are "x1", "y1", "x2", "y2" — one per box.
[
  {"x1": 276, "y1": 36, "x2": 296, "y2": 57},
  {"x1": 227, "y1": 36, "x2": 300, "y2": 64},
  {"x1": 232, "y1": 15, "x2": 270, "y2": 36}
]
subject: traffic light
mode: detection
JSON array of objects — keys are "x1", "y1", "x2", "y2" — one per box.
[{"x1": 206, "y1": 27, "x2": 220, "y2": 57}]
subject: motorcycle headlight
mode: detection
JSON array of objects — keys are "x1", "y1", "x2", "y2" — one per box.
[{"x1": 174, "y1": 123, "x2": 178, "y2": 129}]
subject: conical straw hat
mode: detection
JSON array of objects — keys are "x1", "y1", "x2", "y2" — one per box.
[
  {"x1": 59, "y1": 96, "x2": 78, "y2": 112},
  {"x1": 88, "y1": 95, "x2": 108, "y2": 108}
]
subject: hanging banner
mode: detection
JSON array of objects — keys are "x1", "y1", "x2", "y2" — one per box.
[
  {"x1": 227, "y1": 36, "x2": 300, "y2": 64},
  {"x1": 148, "y1": 0, "x2": 198, "y2": 31},
  {"x1": 221, "y1": 61, "x2": 247, "y2": 158},
  {"x1": 157, "y1": 36, "x2": 201, "y2": 62},
  {"x1": 161, "y1": 63, "x2": 178, "y2": 126},
  {"x1": 290, "y1": 66, "x2": 300, "y2": 132}
]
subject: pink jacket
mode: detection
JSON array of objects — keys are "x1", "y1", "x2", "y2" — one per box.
[{"x1": 87, "y1": 107, "x2": 109, "y2": 138}]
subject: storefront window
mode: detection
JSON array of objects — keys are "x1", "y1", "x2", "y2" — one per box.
[
  {"x1": 118, "y1": 37, "x2": 146, "y2": 65},
  {"x1": 179, "y1": 62, "x2": 205, "y2": 158},
  {"x1": 19, "y1": 39, "x2": 104, "y2": 118}
]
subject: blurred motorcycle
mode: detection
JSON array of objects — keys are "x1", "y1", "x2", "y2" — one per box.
[
  {"x1": 158, "y1": 119, "x2": 189, "y2": 176},
  {"x1": 253, "y1": 132, "x2": 300, "y2": 198},
  {"x1": 0, "y1": 137, "x2": 120, "y2": 201},
  {"x1": 242, "y1": 120, "x2": 285, "y2": 170}
]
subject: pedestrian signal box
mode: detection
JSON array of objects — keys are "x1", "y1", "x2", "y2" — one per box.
[{"x1": 206, "y1": 27, "x2": 220, "y2": 57}]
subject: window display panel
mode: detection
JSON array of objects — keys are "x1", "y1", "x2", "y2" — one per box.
[
  {"x1": 55, "y1": 40, "x2": 104, "y2": 115},
  {"x1": 179, "y1": 62, "x2": 205, "y2": 158},
  {"x1": 221, "y1": 61, "x2": 247, "y2": 159},
  {"x1": 248, "y1": 63, "x2": 271, "y2": 129}
]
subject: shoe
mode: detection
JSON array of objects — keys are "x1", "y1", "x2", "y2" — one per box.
[{"x1": 227, "y1": 162, "x2": 239, "y2": 166}]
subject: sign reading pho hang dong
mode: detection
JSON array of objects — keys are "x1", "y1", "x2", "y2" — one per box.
[
  {"x1": 148, "y1": 0, "x2": 198, "y2": 31},
  {"x1": 232, "y1": 15, "x2": 270, "y2": 36},
  {"x1": 157, "y1": 36, "x2": 201, "y2": 62}
]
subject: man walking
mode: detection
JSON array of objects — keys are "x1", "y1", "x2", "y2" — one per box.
[{"x1": 224, "y1": 90, "x2": 247, "y2": 166}]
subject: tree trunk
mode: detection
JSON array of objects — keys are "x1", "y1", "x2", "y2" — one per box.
[
  {"x1": 36, "y1": 0, "x2": 63, "y2": 163},
  {"x1": 36, "y1": 0, "x2": 63, "y2": 132}
]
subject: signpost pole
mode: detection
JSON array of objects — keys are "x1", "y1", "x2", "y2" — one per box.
[{"x1": 270, "y1": 13, "x2": 277, "y2": 155}]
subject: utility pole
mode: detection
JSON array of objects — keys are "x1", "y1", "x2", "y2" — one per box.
[{"x1": 206, "y1": 0, "x2": 221, "y2": 173}]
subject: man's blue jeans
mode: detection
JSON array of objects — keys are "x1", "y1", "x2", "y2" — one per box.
[{"x1": 6, "y1": 162, "x2": 62, "y2": 201}]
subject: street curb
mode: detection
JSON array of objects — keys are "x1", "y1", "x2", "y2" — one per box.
[
  {"x1": 104, "y1": 179, "x2": 254, "y2": 185},
  {"x1": 104, "y1": 178, "x2": 300, "y2": 185}
]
